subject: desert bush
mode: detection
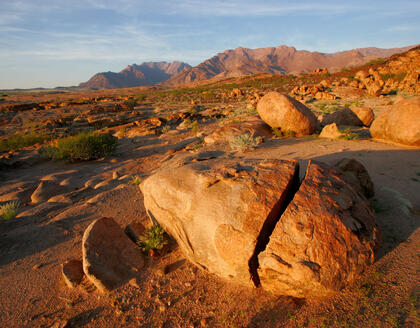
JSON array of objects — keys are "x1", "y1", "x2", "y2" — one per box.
[
  {"x1": 137, "y1": 224, "x2": 168, "y2": 253},
  {"x1": 230, "y1": 133, "x2": 262, "y2": 151},
  {"x1": 272, "y1": 128, "x2": 296, "y2": 138},
  {"x1": 0, "y1": 201, "x2": 19, "y2": 220},
  {"x1": 161, "y1": 125, "x2": 171, "y2": 134},
  {"x1": 40, "y1": 131, "x2": 117, "y2": 162},
  {"x1": 339, "y1": 129, "x2": 359, "y2": 140},
  {"x1": 0, "y1": 131, "x2": 50, "y2": 152}
]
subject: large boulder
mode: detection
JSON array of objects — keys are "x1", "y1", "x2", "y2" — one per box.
[
  {"x1": 335, "y1": 158, "x2": 375, "y2": 198},
  {"x1": 370, "y1": 96, "x2": 420, "y2": 146},
  {"x1": 257, "y1": 92, "x2": 319, "y2": 136},
  {"x1": 140, "y1": 152, "x2": 299, "y2": 286},
  {"x1": 82, "y1": 217, "x2": 145, "y2": 292},
  {"x1": 258, "y1": 161, "x2": 380, "y2": 298}
]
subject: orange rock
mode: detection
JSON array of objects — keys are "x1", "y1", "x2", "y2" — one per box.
[
  {"x1": 258, "y1": 161, "x2": 379, "y2": 298},
  {"x1": 257, "y1": 92, "x2": 319, "y2": 136}
]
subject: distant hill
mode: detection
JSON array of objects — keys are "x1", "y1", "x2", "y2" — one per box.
[
  {"x1": 163, "y1": 45, "x2": 416, "y2": 86},
  {"x1": 79, "y1": 61, "x2": 191, "y2": 89}
]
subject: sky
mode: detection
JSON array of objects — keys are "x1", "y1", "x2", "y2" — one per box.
[{"x1": 0, "y1": 0, "x2": 419, "y2": 89}]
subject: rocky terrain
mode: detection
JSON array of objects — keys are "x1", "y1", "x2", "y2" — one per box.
[
  {"x1": 0, "y1": 47, "x2": 419, "y2": 328},
  {"x1": 80, "y1": 62, "x2": 191, "y2": 89}
]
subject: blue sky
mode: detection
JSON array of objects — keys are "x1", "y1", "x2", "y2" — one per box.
[{"x1": 0, "y1": 0, "x2": 419, "y2": 89}]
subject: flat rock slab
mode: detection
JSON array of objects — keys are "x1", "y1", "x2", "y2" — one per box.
[
  {"x1": 140, "y1": 152, "x2": 299, "y2": 286},
  {"x1": 82, "y1": 217, "x2": 145, "y2": 292},
  {"x1": 258, "y1": 161, "x2": 380, "y2": 298}
]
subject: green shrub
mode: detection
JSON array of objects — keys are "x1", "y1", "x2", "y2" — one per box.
[
  {"x1": 272, "y1": 128, "x2": 296, "y2": 138},
  {"x1": 230, "y1": 133, "x2": 262, "y2": 151},
  {"x1": 0, "y1": 131, "x2": 50, "y2": 152},
  {"x1": 130, "y1": 175, "x2": 141, "y2": 186},
  {"x1": 0, "y1": 201, "x2": 19, "y2": 220},
  {"x1": 40, "y1": 131, "x2": 117, "y2": 162},
  {"x1": 137, "y1": 224, "x2": 168, "y2": 252}
]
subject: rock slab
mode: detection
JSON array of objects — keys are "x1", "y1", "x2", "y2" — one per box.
[
  {"x1": 257, "y1": 92, "x2": 319, "y2": 136},
  {"x1": 140, "y1": 153, "x2": 299, "y2": 286},
  {"x1": 82, "y1": 217, "x2": 145, "y2": 292},
  {"x1": 258, "y1": 161, "x2": 380, "y2": 298}
]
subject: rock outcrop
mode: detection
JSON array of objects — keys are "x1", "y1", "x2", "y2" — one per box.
[
  {"x1": 82, "y1": 217, "x2": 145, "y2": 292},
  {"x1": 258, "y1": 161, "x2": 379, "y2": 298},
  {"x1": 370, "y1": 96, "x2": 420, "y2": 146},
  {"x1": 257, "y1": 93, "x2": 319, "y2": 136}
]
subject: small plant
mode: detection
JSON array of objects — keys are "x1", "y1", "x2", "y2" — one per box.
[
  {"x1": 130, "y1": 175, "x2": 141, "y2": 186},
  {"x1": 339, "y1": 129, "x2": 359, "y2": 140},
  {"x1": 161, "y1": 125, "x2": 170, "y2": 134},
  {"x1": 191, "y1": 120, "x2": 199, "y2": 135},
  {"x1": 40, "y1": 131, "x2": 117, "y2": 162},
  {"x1": 272, "y1": 128, "x2": 296, "y2": 138},
  {"x1": 137, "y1": 224, "x2": 168, "y2": 253},
  {"x1": 0, "y1": 201, "x2": 19, "y2": 220},
  {"x1": 230, "y1": 133, "x2": 262, "y2": 151}
]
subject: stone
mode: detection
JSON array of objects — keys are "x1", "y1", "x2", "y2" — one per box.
[
  {"x1": 82, "y1": 217, "x2": 145, "y2": 292},
  {"x1": 124, "y1": 220, "x2": 146, "y2": 243},
  {"x1": 319, "y1": 107, "x2": 364, "y2": 127},
  {"x1": 349, "y1": 107, "x2": 374, "y2": 127},
  {"x1": 62, "y1": 259, "x2": 84, "y2": 288},
  {"x1": 334, "y1": 158, "x2": 374, "y2": 198},
  {"x1": 370, "y1": 96, "x2": 420, "y2": 146},
  {"x1": 204, "y1": 116, "x2": 272, "y2": 144},
  {"x1": 257, "y1": 92, "x2": 319, "y2": 136},
  {"x1": 140, "y1": 152, "x2": 299, "y2": 286},
  {"x1": 319, "y1": 123, "x2": 345, "y2": 139},
  {"x1": 30, "y1": 181, "x2": 67, "y2": 204},
  {"x1": 258, "y1": 161, "x2": 380, "y2": 298}
]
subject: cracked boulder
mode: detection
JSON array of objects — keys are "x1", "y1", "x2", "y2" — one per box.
[
  {"x1": 140, "y1": 152, "x2": 299, "y2": 286},
  {"x1": 258, "y1": 161, "x2": 380, "y2": 298}
]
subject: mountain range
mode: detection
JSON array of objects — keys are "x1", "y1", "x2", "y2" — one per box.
[
  {"x1": 79, "y1": 45, "x2": 416, "y2": 89},
  {"x1": 79, "y1": 61, "x2": 191, "y2": 89}
]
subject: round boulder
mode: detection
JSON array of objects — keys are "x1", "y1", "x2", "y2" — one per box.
[
  {"x1": 257, "y1": 92, "x2": 319, "y2": 136},
  {"x1": 370, "y1": 96, "x2": 420, "y2": 146}
]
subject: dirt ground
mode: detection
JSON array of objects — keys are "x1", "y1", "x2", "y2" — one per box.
[{"x1": 0, "y1": 88, "x2": 419, "y2": 328}]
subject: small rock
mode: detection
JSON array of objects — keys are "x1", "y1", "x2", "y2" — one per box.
[
  {"x1": 124, "y1": 220, "x2": 146, "y2": 243},
  {"x1": 112, "y1": 171, "x2": 119, "y2": 179},
  {"x1": 62, "y1": 259, "x2": 84, "y2": 288},
  {"x1": 319, "y1": 123, "x2": 345, "y2": 139},
  {"x1": 50, "y1": 319, "x2": 69, "y2": 328},
  {"x1": 200, "y1": 318, "x2": 208, "y2": 327}
]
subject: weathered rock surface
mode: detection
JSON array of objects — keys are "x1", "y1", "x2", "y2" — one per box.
[
  {"x1": 319, "y1": 123, "x2": 344, "y2": 139},
  {"x1": 62, "y1": 259, "x2": 84, "y2": 288},
  {"x1": 82, "y1": 217, "x2": 145, "y2": 292},
  {"x1": 258, "y1": 161, "x2": 380, "y2": 298},
  {"x1": 204, "y1": 116, "x2": 272, "y2": 144},
  {"x1": 140, "y1": 152, "x2": 299, "y2": 286},
  {"x1": 257, "y1": 92, "x2": 319, "y2": 136},
  {"x1": 335, "y1": 158, "x2": 375, "y2": 198},
  {"x1": 370, "y1": 96, "x2": 420, "y2": 146}
]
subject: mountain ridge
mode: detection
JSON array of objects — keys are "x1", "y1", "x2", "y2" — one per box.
[{"x1": 79, "y1": 61, "x2": 191, "y2": 89}]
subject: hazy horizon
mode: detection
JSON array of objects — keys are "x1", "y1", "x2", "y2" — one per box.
[{"x1": 1, "y1": 0, "x2": 419, "y2": 89}]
